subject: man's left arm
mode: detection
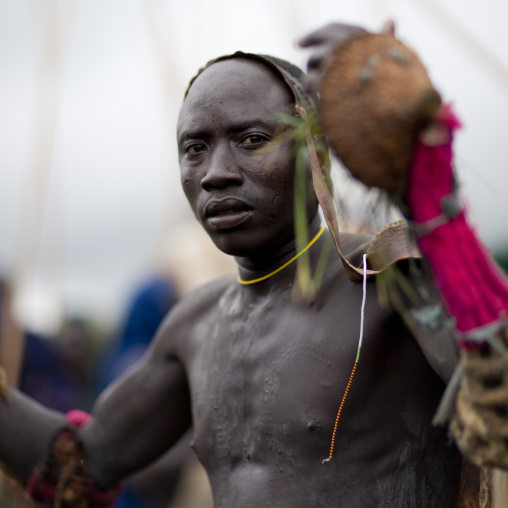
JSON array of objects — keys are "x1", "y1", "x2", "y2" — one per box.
[{"x1": 383, "y1": 259, "x2": 459, "y2": 383}]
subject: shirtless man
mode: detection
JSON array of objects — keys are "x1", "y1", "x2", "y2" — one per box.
[{"x1": 0, "y1": 26, "x2": 465, "y2": 508}]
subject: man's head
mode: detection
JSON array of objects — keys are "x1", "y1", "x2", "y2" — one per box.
[{"x1": 177, "y1": 54, "x2": 323, "y2": 258}]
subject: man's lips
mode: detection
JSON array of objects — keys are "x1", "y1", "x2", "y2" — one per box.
[{"x1": 204, "y1": 198, "x2": 253, "y2": 230}]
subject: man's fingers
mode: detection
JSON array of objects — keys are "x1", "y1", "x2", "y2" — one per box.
[
  {"x1": 306, "y1": 46, "x2": 334, "y2": 72},
  {"x1": 299, "y1": 22, "x2": 371, "y2": 94},
  {"x1": 298, "y1": 24, "x2": 338, "y2": 48},
  {"x1": 380, "y1": 19, "x2": 396, "y2": 35},
  {"x1": 299, "y1": 23, "x2": 368, "y2": 48}
]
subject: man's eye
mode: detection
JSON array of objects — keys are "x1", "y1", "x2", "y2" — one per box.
[
  {"x1": 185, "y1": 143, "x2": 206, "y2": 155},
  {"x1": 241, "y1": 135, "x2": 268, "y2": 145}
]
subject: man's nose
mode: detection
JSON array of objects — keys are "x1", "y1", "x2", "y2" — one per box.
[{"x1": 200, "y1": 143, "x2": 243, "y2": 190}]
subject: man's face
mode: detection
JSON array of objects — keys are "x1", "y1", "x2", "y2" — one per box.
[{"x1": 177, "y1": 59, "x2": 316, "y2": 258}]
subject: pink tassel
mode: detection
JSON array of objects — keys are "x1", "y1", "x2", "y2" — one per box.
[{"x1": 406, "y1": 105, "x2": 508, "y2": 339}]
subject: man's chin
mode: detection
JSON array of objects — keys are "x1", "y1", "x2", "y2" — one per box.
[
  {"x1": 199, "y1": 217, "x2": 294, "y2": 257},
  {"x1": 205, "y1": 230, "x2": 255, "y2": 258},
  {"x1": 210, "y1": 238, "x2": 249, "y2": 257}
]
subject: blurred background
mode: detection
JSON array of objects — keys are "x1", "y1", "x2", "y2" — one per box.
[
  {"x1": 0, "y1": 1, "x2": 507, "y2": 506},
  {"x1": 1, "y1": 0, "x2": 507, "y2": 335}
]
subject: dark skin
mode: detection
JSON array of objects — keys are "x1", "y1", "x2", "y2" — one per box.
[{"x1": 0, "y1": 37, "x2": 462, "y2": 508}]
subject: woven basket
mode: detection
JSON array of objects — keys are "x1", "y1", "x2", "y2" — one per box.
[
  {"x1": 451, "y1": 327, "x2": 508, "y2": 470},
  {"x1": 319, "y1": 32, "x2": 441, "y2": 192}
]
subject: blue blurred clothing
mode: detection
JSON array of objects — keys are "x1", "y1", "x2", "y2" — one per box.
[
  {"x1": 20, "y1": 332, "x2": 80, "y2": 412},
  {"x1": 98, "y1": 277, "x2": 178, "y2": 391}
]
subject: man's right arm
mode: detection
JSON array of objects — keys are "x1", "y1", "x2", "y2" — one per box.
[
  {"x1": 80, "y1": 331, "x2": 192, "y2": 488},
  {"x1": 0, "y1": 387, "x2": 67, "y2": 481},
  {"x1": 0, "y1": 307, "x2": 192, "y2": 503}
]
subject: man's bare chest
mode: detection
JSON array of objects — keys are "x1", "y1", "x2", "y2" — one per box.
[
  {"x1": 182, "y1": 287, "x2": 387, "y2": 466},
  {"x1": 172, "y1": 280, "x2": 458, "y2": 507}
]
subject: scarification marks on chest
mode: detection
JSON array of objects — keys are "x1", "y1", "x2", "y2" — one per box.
[
  {"x1": 262, "y1": 370, "x2": 281, "y2": 403},
  {"x1": 303, "y1": 339, "x2": 348, "y2": 369}
]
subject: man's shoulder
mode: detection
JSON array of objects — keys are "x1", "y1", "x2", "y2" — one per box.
[
  {"x1": 160, "y1": 275, "x2": 236, "y2": 331},
  {"x1": 182, "y1": 275, "x2": 237, "y2": 310}
]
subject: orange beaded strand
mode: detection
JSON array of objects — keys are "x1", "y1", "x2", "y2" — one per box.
[
  {"x1": 323, "y1": 255, "x2": 367, "y2": 464},
  {"x1": 322, "y1": 357, "x2": 359, "y2": 463}
]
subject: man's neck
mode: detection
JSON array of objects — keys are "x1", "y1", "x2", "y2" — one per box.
[{"x1": 235, "y1": 215, "x2": 324, "y2": 286}]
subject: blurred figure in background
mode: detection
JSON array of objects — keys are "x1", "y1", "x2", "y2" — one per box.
[
  {"x1": 58, "y1": 317, "x2": 97, "y2": 411},
  {"x1": 19, "y1": 329, "x2": 81, "y2": 413},
  {"x1": 1, "y1": 278, "x2": 96, "y2": 414},
  {"x1": 19, "y1": 316, "x2": 95, "y2": 414},
  {"x1": 97, "y1": 277, "x2": 178, "y2": 392}
]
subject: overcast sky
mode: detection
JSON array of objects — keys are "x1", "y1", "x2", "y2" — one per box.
[{"x1": 0, "y1": 0, "x2": 507, "y2": 333}]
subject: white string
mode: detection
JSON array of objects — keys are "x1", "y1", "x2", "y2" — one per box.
[{"x1": 358, "y1": 254, "x2": 367, "y2": 350}]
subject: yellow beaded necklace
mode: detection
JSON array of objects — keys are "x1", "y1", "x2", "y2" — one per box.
[{"x1": 237, "y1": 225, "x2": 326, "y2": 285}]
